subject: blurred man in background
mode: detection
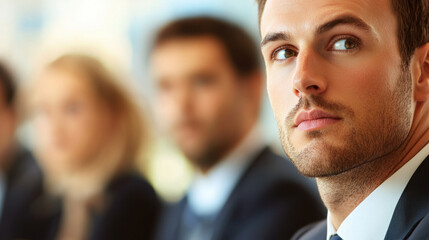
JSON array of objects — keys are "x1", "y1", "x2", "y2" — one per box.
[
  {"x1": 0, "y1": 62, "x2": 45, "y2": 239},
  {"x1": 151, "y1": 16, "x2": 325, "y2": 240}
]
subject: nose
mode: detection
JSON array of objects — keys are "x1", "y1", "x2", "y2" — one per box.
[
  {"x1": 292, "y1": 49, "x2": 327, "y2": 98},
  {"x1": 173, "y1": 85, "x2": 193, "y2": 116}
]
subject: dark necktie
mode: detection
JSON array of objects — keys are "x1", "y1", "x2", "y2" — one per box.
[{"x1": 330, "y1": 234, "x2": 343, "y2": 240}]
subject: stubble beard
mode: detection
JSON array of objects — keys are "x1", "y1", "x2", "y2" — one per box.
[
  {"x1": 279, "y1": 70, "x2": 413, "y2": 179},
  {"x1": 178, "y1": 121, "x2": 242, "y2": 172}
]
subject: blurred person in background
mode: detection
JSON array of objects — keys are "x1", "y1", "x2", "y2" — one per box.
[
  {"x1": 29, "y1": 54, "x2": 160, "y2": 240},
  {"x1": 0, "y1": 62, "x2": 46, "y2": 240},
  {"x1": 151, "y1": 16, "x2": 325, "y2": 240}
]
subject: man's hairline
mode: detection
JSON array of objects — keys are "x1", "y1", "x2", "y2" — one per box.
[{"x1": 152, "y1": 34, "x2": 260, "y2": 79}]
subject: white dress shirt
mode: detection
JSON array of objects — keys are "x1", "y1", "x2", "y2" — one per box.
[
  {"x1": 187, "y1": 125, "x2": 266, "y2": 217},
  {"x1": 326, "y1": 143, "x2": 429, "y2": 240}
]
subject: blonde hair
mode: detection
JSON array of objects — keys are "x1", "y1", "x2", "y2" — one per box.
[{"x1": 37, "y1": 54, "x2": 148, "y2": 198}]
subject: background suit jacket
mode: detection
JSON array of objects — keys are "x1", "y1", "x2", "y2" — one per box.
[
  {"x1": 155, "y1": 147, "x2": 326, "y2": 240},
  {"x1": 292, "y1": 155, "x2": 429, "y2": 240},
  {"x1": 25, "y1": 171, "x2": 161, "y2": 240},
  {"x1": 0, "y1": 148, "x2": 45, "y2": 240}
]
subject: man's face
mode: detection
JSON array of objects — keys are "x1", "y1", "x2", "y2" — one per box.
[
  {"x1": 261, "y1": 0, "x2": 414, "y2": 177},
  {"x1": 151, "y1": 36, "x2": 250, "y2": 170}
]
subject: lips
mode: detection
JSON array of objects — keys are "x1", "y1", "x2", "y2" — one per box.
[{"x1": 294, "y1": 109, "x2": 342, "y2": 131}]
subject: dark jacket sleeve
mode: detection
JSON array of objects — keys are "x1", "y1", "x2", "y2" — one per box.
[{"x1": 90, "y1": 173, "x2": 161, "y2": 240}]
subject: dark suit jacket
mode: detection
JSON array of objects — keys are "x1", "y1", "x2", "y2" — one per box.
[
  {"x1": 29, "y1": 171, "x2": 161, "y2": 240},
  {"x1": 292, "y1": 155, "x2": 429, "y2": 240},
  {"x1": 0, "y1": 148, "x2": 46, "y2": 240},
  {"x1": 87, "y1": 173, "x2": 161, "y2": 240},
  {"x1": 155, "y1": 147, "x2": 326, "y2": 240}
]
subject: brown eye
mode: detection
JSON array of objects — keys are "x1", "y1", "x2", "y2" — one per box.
[
  {"x1": 332, "y1": 39, "x2": 358, "y2": 50},
  {"x1": 273, "y1": 48, "x2": 298, "y2": 60}
]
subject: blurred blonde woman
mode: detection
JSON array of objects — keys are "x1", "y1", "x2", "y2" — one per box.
[{"x1": 29, "y1": 54, "x2": 160, "y2": 240}]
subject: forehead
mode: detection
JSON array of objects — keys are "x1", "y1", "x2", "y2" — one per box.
[
  {"x1": 261, "y1": 0, "x2": 394, "y2": 38},
  {"x1": 34, "y1": 68, "x2": 94, "y2": 101},
  {"x1": 151, "y1": 36, "x2": 231, "y2": 76}
]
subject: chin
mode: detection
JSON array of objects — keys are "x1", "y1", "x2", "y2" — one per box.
[
  {"x1": 288, "y1": 153, "x2": 333, "y2": 177},
  {"x1": 181, "y1": 145, "x2": 204, "y2": 160},
  {"x1": 285, "y1": 138, "x2": 350, "y2": 178}
]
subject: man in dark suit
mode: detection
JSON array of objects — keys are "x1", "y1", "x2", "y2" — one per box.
[
  {"x1": 257, "y1": 0, "x2": 429, "y2": 239},
  {"x1": 150, "y1": 17, "x2": 325, "y2": 240},
  {"x1": 0, "y1": 62, "x2": 46, "y2": 239}
]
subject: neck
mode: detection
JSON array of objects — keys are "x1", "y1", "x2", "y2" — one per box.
[
  {"x1": 319, "y1": 104, "x2": 429, "y2": 230},
  {"x1": 317, "y1": 156, "x2": 393, "y2": 229}
]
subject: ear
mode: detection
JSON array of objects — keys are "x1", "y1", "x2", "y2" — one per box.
[{"x1": 413, "y1": 42, "x2": 429, "y2": 102}]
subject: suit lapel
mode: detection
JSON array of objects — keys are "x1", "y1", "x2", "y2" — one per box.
[
  {"x1": 385, "y1": 155, "x2": 429, "y2": 239},
  {"x1": 210, "y1": 147, "x2": 270, "y2": 240},
  {"x1": 172, "y1": 197, "x2": 187, "y2": 240},
  {"x1": 294, "y1": 220, "x2": 327, "y2": 240},
  {"x1": 156, "y1": 197, "x2": 187, "y2": 240}
]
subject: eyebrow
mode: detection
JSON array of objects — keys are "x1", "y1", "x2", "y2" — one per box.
[
  {"x1": 261, "y1": 15, "x2": 371, "y2": 48},
  {"x1": 260, "y1": 32, "x2": 291, "y2": 47},
  {"x1": 316, "y1": 15, "x2": 370, "y2": 34}
]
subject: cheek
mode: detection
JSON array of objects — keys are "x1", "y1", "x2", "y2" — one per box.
[
  {"x1": 199, "y1": 85, "x2": 239, "y2": 125},
  {"x1": 266, "y1": 66, "x2": 297, "y2": 121},
  {"x1": 155, "y1": 96, "x2": 184, "y2": 136},
  {"x1": 35, "y1": 118, "x2": 57, "y2": 147},
  {"x1": 332, "y1": 61, "x2": 397, "y2": 110},
  {"x1": 157, "y1": 97, "x2": 177, "y2": 125},
  {"x1": 74, "y1": 112, "x2": 107, "y2": 145},
  {"x1": 58, "y1": 110, "x2": 104, "y2": 155},
  {"x1": 330, "y1": 46, "x2": 402, "y2": 100}
]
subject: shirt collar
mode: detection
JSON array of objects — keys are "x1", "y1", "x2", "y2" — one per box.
[
  {"x1": 327, "y1": 143, "x2": 429, "y2": 240},
  {"x1": 187, "y1": 124, "x2": 266, "y2": 216}
]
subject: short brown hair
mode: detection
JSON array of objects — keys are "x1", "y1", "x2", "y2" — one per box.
[
  {"x1": 256, "y1": 0, "x2": 429, "y2": 67},
  {"x1": 153, "y1": 16, "x2": 260, "y2": 76}
]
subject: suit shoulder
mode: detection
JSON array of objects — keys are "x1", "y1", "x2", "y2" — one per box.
[
  {"x1": 106, "y1": 172, "x2": 160, "y2": 209},
  {"x1": 292, "y1": 220, "x2": 327, "y2": 240},
  {"x1": 248, "y1": 148, "x2": 308, "y2": 182},
  {"x1": 239, "y1": 148, "x2": 319, "y2": 199},
  {"x1": 231, "y1": 148, "x2": 325, "y2": 218},
  {"x1": 95, "y1": 172, "x2": 161, "y2": 239},
  {"x1": 407, "y1": 209, "x2": 429, "y2": 239},
  {"x1": 7, "y1": 148, "x2": 43, "y2": 188},
  {"x1": 108, "y1": 172, "x2": 155, "y2": 195}
]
